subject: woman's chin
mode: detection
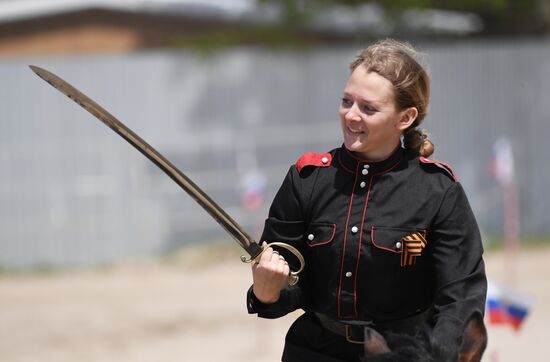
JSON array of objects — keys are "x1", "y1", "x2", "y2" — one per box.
[{"x1": 343, "y1": 139, "x2": 366, "y2": 152}]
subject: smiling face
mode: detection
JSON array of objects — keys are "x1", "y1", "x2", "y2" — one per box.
[{"x1": 339, "y1": 67, "x2": 417, "y2": 160}]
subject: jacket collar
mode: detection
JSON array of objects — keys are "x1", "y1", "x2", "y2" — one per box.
[{"x1": 337, "y1": 143, "x2": 404, "y2": 175}]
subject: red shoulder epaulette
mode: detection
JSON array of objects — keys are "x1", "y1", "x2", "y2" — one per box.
[
  {"x1": 419, "y1": 156, "x2": 458, "y2": 182},
  {"x1": 295, "y1": 153, "x2": 332, "y2": 173}
]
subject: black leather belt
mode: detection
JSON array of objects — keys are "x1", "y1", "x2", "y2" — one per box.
[
  {"x1": 314, "y1": 310, "x2": 431, "y2": 344},
  {"x1": 315, "y1": 313, "x2": 374, "y2": 344}
]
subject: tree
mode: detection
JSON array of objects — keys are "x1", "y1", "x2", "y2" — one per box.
[{"x1": 258, "y1": 0, "x2": 550, "y2": 35}]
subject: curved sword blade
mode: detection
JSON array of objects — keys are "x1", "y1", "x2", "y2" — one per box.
[{"x1": 29, "y1": 65, "x2": 263, "y2": 259}]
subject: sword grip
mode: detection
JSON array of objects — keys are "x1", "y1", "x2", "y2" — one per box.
[{"x1": 241, "y1": 242, "x2": 305, "y2": 286}]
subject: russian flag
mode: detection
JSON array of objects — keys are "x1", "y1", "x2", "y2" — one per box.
[
  {"x1": 487, "y1": 282, "x2": 533, "y2": 331},
  {"x1": 240, "y1": 170, "x2": 267, "y2": 211}
]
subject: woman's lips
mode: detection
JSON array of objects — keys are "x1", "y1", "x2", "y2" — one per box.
[{"x1": 346, "y1": 126, "x2": 364, "y2": 135}]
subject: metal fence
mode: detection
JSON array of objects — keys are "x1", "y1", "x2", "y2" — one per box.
[{"x1": 1, "y1": 37, "x2": 549, "y2": 269}]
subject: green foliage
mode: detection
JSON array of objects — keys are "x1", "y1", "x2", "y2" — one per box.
[
  {"x1": 165, "y1": 0, "x2": 547, "y2": 52},
  {"x1": 170, "y1": 26, "x2": 315, "y2": 55},
  {"x1": 256, "y1": 0, "x2": 545, "y2": 34},
  {"x1": 258, "y1": 0, "x2": 537, "y2": 13}
]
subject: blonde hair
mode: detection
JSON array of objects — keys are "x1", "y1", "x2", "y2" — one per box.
[{"x1": 350, "y1": 39, "x2": 434, "y2": 157}]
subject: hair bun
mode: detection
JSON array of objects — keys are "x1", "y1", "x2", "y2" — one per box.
[
  {"x1": 419, "y1": 138, "x2": 435, "y2": 158},
  {"x1": 404, "y1": 128, "x2": 435, "y2": 157}
]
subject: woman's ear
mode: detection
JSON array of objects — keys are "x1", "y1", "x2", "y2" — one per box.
[{"x1": 397, "y1": 107, "x2": 418, "y2": 131}]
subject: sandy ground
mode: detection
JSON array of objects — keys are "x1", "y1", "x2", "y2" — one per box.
[{"x1": 1, "y1": 245, "x2": 548, "y2": 362}]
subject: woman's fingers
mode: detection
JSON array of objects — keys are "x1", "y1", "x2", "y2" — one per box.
[
  {"x1": 251, "y1": 244, "x2": 291, "y2": 304},
  {"x1": 282, "y1": 260, "x2": 290, "y2": 276},
  {"x1": 257, "y1": 246, "x2": 286, "y2": 267},
  {"x1": 260, "y1": 246, "x2": 273, "y2": 263},
  {"x1": 252, "y1": 247, "x2": 289, "y2": 275}
]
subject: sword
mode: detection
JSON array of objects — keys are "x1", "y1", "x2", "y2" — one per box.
[{"x1": 29, "y1": 65, "x2": 304, "y2": 285}]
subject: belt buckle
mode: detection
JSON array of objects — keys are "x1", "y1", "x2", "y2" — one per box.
[{"x1": 345, "y1": 325, "x2": 365, "y2": 344}]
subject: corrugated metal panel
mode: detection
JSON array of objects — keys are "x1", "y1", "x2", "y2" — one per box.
[{"x1": 1, "y1": 38, "x2": 549, "y2": 269}]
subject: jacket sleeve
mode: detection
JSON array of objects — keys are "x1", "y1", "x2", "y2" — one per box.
[
  {"x1": 246, "y1": 166, "x2": 310, "y2": 319},
  {"x1": 427, "y1": 182, "x2": 487, "y2": 361}
]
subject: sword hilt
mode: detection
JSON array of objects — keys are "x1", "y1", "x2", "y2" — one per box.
[{"x1": 241, "y1": 242, "x2": 305, "y2": 286}]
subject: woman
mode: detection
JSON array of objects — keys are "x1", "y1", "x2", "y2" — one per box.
[{"x1": 247, "y1": 39, "x2": 487, "y2": 362}]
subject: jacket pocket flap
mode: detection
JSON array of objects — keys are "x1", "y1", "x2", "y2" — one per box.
[
  {"x1": 305, "y1": 223, "x2": 336, "y2": 246},
  {"x1": 371, "y1": 226, "x2": 425, "y2": 254}
]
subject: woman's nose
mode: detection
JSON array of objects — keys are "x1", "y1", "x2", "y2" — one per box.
[{"x1": 345, "y1": 105, "x2": 361, "y2": 122}]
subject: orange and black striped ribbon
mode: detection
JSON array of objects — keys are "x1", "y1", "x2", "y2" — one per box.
[{"x1": 400, "y1": 232, "x2": 427, "y2": 267}]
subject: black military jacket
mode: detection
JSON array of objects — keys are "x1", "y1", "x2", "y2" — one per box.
[{"x1": 247, "y1": 144, "x2": 487, "y2": 350}]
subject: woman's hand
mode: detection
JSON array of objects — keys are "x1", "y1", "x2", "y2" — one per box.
[{"x1": 251, "y1": 242, "x2": 290, "y2": 304}]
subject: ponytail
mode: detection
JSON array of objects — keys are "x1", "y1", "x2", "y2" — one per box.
[{"x1": 403, "y1": 128, "x2": 435, "y2": 158}]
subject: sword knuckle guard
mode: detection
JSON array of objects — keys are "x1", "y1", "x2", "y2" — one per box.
[{"x1": 240, "y1": 241, "x2": 305, "y2": 286}]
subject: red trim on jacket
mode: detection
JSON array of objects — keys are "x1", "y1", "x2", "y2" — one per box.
[
  {"x1": 419, "y1": 157, "x2": 458, "y2": 182},
  {"x1": 306, "y1": 224, "x2": 337, "y2": 247},
  {"x1": 295, "y1": 153, "x2": 332, "y2": 173},
  {"x1": 338, "y1": 150, "x2": 404, "y2": 319},
  {"x1": 371, "y1": 226, "x2": 402, "y2": 254},
  {"x1": 354, "y1": 177, "x2": 374, "y2": 316},
  {"x1": 337, "y1": 166, "x2": 359, "y2": 318}
]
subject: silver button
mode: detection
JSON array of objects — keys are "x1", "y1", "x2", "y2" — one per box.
[
  {"x1": 321, "y1": 157, "x2": 329, "y2": 164},
  {"x1": 351, "y1": 226, "x2": 358, "y2": 234},
  {"x1": 345, "y1": 271, "x2": 353, "y2": 278},
  {"x1": 395, "y1": 241, "x2": 402, "y2": 249},
  {"x1": 362, "y1": 169, "x2": 369, "y2": 175},
  {"x1": 360, "y1": 181, "x2": 366, "y2": 188},
  {"x1": 363, "y1": 164, "x2": 370, "y2": 169},
  {"x1": 308, "y1": 234, "x2": 314, "y2": 241}
]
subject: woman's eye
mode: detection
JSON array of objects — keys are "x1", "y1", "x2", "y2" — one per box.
[
  {"x1": 341, "y1": 98, "x2": 352, "y2": 107},
  {"x1": 362, "y1": 105, "x2": 376, "y2": 114}
]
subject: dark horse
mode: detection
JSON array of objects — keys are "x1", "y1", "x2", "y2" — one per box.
[{"x1": 362, "y1": 313, "x2": 487, "y2": 362}]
